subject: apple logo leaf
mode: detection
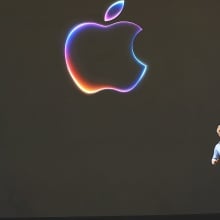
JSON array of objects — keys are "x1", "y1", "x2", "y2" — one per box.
[{"x1": 104, "y1": 0, "x2": 125, "y2": 22}]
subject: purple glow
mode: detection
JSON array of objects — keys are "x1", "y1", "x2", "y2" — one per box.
[{"x1": 65, "y1": 21, "x2": 148, "y2": 94}]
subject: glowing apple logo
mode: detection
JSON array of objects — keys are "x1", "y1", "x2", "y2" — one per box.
[{"x1": 64, "y1": 0, "x2": 148, "y2": 94}]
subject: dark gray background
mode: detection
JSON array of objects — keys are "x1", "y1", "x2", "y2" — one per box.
[{"x1": 1, "y1": 0, "x2": 220, "y2": 218}]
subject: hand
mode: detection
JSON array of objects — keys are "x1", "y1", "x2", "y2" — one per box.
[{"x1": 212, "y1": 159, "x2": 219, "y2": 165}]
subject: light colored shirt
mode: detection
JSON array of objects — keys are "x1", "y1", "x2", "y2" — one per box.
[{"x1": 212, "y1": 142, "x2": 220, "y2": 160}]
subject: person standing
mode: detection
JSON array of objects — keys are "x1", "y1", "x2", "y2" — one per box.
[{"x1": 211, "y1": 125, "x2": 220, "y2": 165}]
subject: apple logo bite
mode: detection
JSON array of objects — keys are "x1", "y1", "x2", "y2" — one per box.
[{"x1": 64, "y1": 0, "x2": 148, "y2": 94}]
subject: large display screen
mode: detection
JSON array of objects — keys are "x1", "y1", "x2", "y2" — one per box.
[{"x1": 1, "y1": 0, "x2": 220, "y2": 218}]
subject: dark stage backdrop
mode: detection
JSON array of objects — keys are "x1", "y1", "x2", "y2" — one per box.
[{"x1": 1, "y1": 0, "x2": 220, "y2": 218}]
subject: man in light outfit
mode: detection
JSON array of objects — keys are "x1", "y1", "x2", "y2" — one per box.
[{"x1": 211, "y1": 125, "x2": 220, "y2": 165}]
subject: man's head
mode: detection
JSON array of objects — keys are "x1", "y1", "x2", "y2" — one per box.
[{"x1": 217, "y1": 125, "x2": 220, "y2": 137}]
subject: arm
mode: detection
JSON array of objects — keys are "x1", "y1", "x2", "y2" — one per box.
[{"x1": 212, "y1": 148, "x2": 220, "y2": 165}]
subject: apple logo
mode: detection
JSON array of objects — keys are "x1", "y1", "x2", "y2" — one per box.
[{"x1": 64, "y1": 0, "x2": 148, "y2": 94}]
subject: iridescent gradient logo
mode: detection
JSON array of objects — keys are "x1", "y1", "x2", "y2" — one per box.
[{"x1": 64, "y1": 0, "x2": 148, "y2": 94}]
